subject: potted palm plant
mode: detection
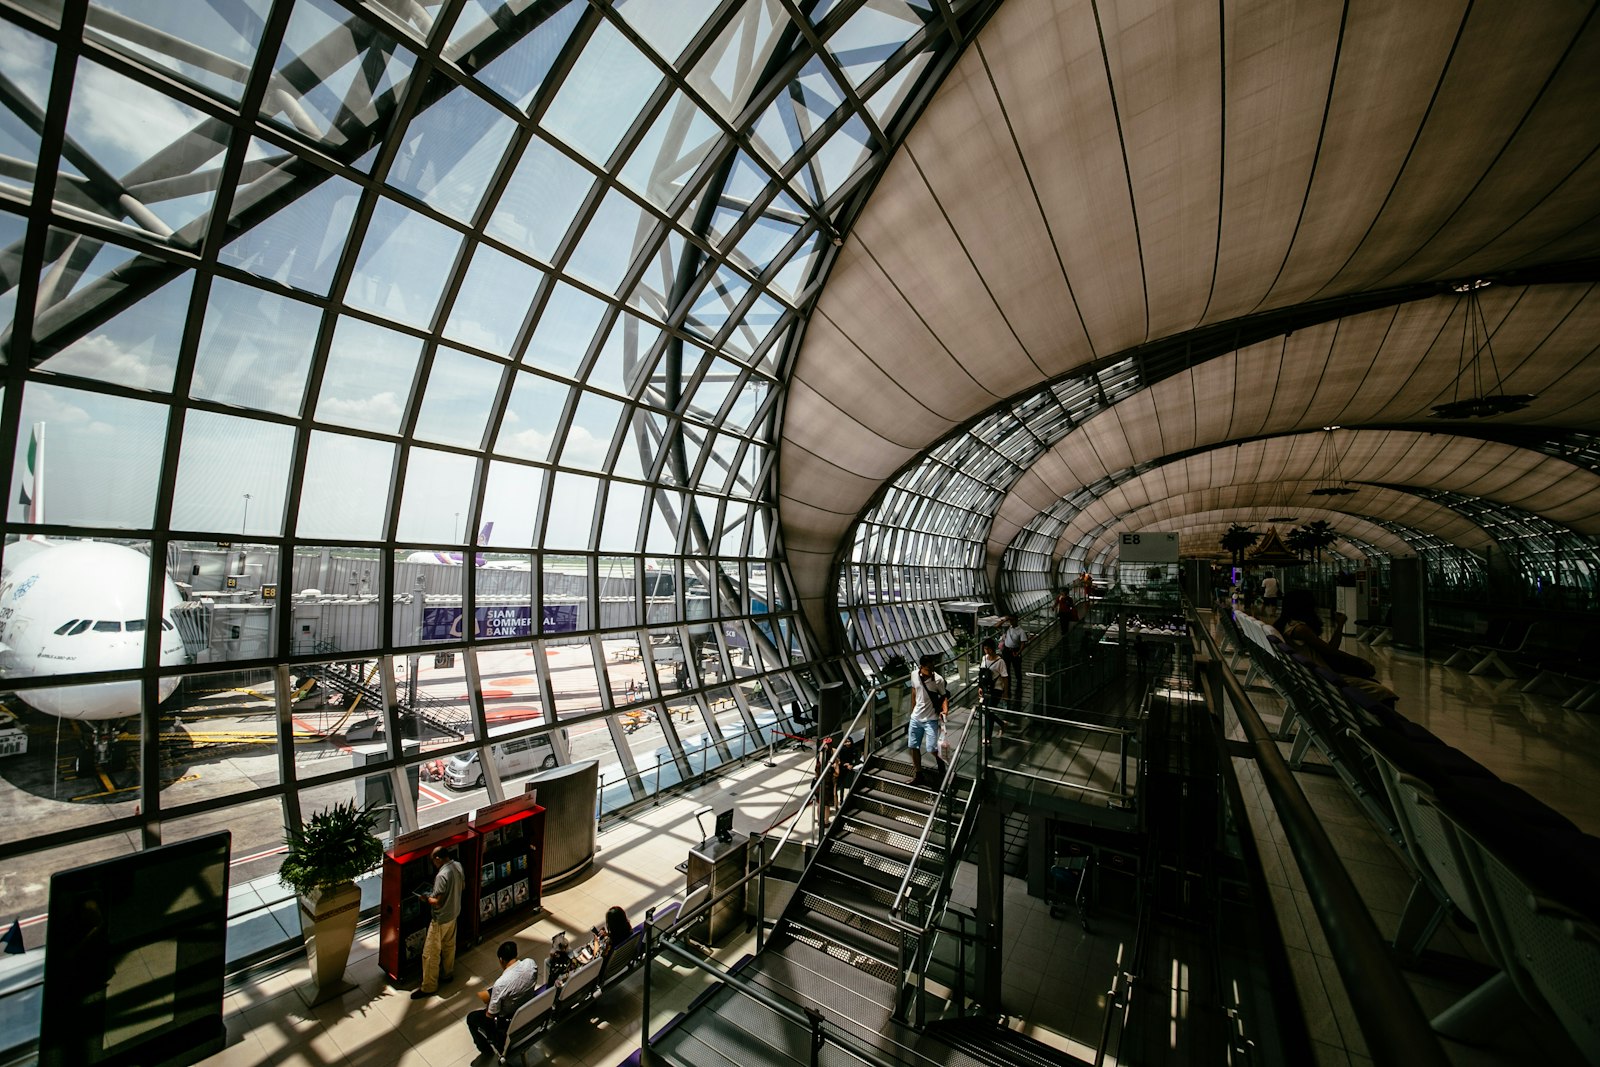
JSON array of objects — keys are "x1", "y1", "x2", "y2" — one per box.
[{"x1": 280, "y1": 801, "x2": 385, "y2": 995}]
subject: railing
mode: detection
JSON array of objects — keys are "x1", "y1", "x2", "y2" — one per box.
[
  {"x1": 886, "y1": 700, "x2": 985, "y2": 1025},
  {"x1": 1186, "y1": 605, "x2": 1451, "y2": 1067},
  {"x1": 643, "y1": 932, "x2": 904, "y2": 1067},
  {"x1": 985, "y1": 706, "x2": 1137, "y2": 806}
]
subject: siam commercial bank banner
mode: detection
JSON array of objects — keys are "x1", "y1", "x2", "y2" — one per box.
[{"x1": 421, "y1": 604, "x2": 580, "y2": 642}]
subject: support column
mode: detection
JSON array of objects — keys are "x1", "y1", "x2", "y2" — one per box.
[{"x1": 974, "y1": 797, "x2": 1004, "y2": 1013}]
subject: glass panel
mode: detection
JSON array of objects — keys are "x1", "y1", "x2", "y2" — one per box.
[
  {"x1": 547, "y1": 636, "x2": 603, "y2": 720},
  {"x1": 600, "y1": 480, "x2": 646, "y2": 552},
  {"x1": 220, "y1": 166, "x2": 360, "y2": 296},
  {"x1": 299, "y1": 773, "x2": 400, "y2": 852},
  {"x1": 346, "y1": 198, "x2": 462, "y2": 329},
  {"x1": 540, "y1": 18, "x2": 661, "y2": 166},
  {"x1": 614, "y1": 700, "x2": 674, "y2": 794},
  {"x1": 315, "y1": 316, "x2": 422, "y2": 434},
  {"x1": 524, "y1": 282, "x2": 607, "y2": 378},
  {"x1": 413, "y1": 346, "x2": 504, "y2": 448},
  {"x1": 0, "y1": 20, "x2": 52, "y2": 202},
  {"x1": 389, "y1": 649, "x2": 478, "y2": 755},
  {"x1": 597, "y1": 557, "x2": 640, "y2": 628},
  {"x1": 468, "y1": 0, "x2": 585, "y2": 109},
  {"x1": 0, "y1": 680, "x2": 142, "y2": 845},
  {"x1": 560, "y1": 391, "x2": 622, "y2": 472},
  {"x1": 615, "y1": 0, "x2": 708, "y2": 63},
  {"x1": 10, "y1": 385, "x2": 167, "y2": 529},
  {"x1": 35, "y1": 274, "x2": 188, "y2": 391},
  {"x1": 295, "y1": 432, "x2": 395, "y2": 541},
  {"x1": 544, "y1": 473, "x2": 599, "y2": 550},
  {"x1": 395, "y1": 447, "x2": 476, "y2": 544},
  {"x1": 480, "y1": 460, "x2": 543, "y2": 550},
  {"x1": 443, "y1": 244, "x2": 542, "y2": 356},
  {"x1": 290, "y1": 656, "x2": 390, "y2": 780},
  {"x1": 192, "y1": 279, "x2": 318, "y2": 416},
  {"x1": 159, "y1": 669, "x2": 283, "y2": 813},
  {"x1": 84, "y1": 1, "x2": 270, "y2": 100},
  {"x1": 266, "y1": 0, "x2": 414, "y2": 153},
  {"x1": 0, "y1": 836, "x2": 138, "y2": 947},
  {"x1": 161, "y1": 796, "x2": 293, "y2": 967},
  {"x1": 476, "y1": 642, "x2": 545, "y2": 740},
  {"x1": 386, "y1": 77, "x2": 515, "y2": 219},
  {"x1": 542, "y1": 556, "x2": 590, "y2": 635},
  {"x1": 600, "y1": 630, "x2": 648, "y2": 705},
  {"x1": 485, "y1": 136, "x2": 594, "y2": 262},
  {"x1": 563, "y1": 187, "x2": 655, "y2": 296},
  {"x1": 62, "y1": 58, "x2": 226, "y2": 235},
  {"x1": 170, "y1": 411, "x2": 294, "y2": 537},
  {"x1": 686, "y1": 0, "x2": 788, "y2": 120},
  {"x1": 587, "y1": 309, "x2": 662, "y2": 397},
  {"x1": 617, "y1": 90, "x2": 722, "y2": 210},
  {"x1": 495, "y1": 370, "x2": 569, "y2": 462}
]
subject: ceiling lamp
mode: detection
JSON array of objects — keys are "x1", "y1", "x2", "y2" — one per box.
[
  {"x1": 1308, "y1": 426, "x2": 1358, "y2": 497},
  {"x1": 1430, "y1": 281, "x2": 1536, "y2": 419}
]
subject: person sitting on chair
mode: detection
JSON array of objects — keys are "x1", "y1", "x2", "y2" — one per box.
[
  {"x1": 466, "y1": 940, "x2": 538, "y2": 1058},
  {"x1": 589, "y1": 905, "x2": 633, "y2": 962}
]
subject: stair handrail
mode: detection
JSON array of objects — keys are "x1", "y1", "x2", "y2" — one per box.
[
  {"x1": 645, "y1": 934, "x2": 916, "y2": 1067},
  {"x1": 882, "y1": 705, "x2": 986, "y2": 1023}
]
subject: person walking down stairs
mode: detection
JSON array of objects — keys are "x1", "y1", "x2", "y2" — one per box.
[{"x1": 907, "y1": 654, "x2": 949, "y2": 787}]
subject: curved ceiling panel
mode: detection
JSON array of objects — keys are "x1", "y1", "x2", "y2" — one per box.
[
  {"x1": 1079, "y1": 506, "x2": 1421, "y2": 563},
  {"x1": 1060, "y1": 484, "x2": 1489, "y2": 563},
  {"x1": 780, "y1": 0, "x2": 1600, "y2": 638}
]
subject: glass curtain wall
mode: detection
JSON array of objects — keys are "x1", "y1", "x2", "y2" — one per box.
[{"x1": 0, "y1": 0, "x2": 982, "y2": 946}]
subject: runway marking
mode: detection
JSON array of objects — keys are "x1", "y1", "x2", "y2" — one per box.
[{"x1": 417, "y1": 783, "x2": 449, "y2": 809}]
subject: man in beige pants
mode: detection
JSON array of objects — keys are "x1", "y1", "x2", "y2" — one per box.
[{"x1": 412, "y1": 845, "x2": 464, "y2": 999}]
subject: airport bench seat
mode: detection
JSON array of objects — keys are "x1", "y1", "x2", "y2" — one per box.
[{"x1": 1433, "y1": 787, "x2": 1598, "y2": 1060}]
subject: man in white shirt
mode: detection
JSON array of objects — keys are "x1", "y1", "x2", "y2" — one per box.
[
  {"x1": 999, "y1": 616, "x2": 1026, "y2": 685},
  {"x1": 1261, "y1": 572, "x2": 1281, "y2": 612},
  {"x1": 466, "y1": 940, "x2": 540, "y2": 1056},
  {"x1": 907, "y1": 654, "x2": 948, "y2": 787}
]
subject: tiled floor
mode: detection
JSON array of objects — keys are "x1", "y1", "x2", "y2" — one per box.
[{"x1": 202, "y1": 746, "x2": 824, "y2": 1067}]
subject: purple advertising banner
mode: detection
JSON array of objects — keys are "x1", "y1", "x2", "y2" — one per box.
[
  {"x1": 542, "y1": 604, "x2": 578, "y2": 633},
  {"x1": 422, "y1": 606, "x2": 534, "y2": 642}
]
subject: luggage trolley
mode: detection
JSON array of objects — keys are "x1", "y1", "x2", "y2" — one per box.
[{"x1": 1049, "y1": 843, "x2": 1094, "y2": 931}]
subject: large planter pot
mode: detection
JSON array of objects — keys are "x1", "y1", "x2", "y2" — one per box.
[{"x1": 299, "y1": 881, "x2": 362, "y2": 992}]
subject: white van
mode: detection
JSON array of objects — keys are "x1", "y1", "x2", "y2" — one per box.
[{"x1": 444, "y1": 734, "x2": 558, "y2": 789}]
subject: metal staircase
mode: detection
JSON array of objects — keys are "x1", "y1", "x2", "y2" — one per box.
[{"x1": 303, "y1": 642, "x2": 472, "y2": 738}]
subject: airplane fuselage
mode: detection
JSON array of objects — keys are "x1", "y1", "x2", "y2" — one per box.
[{"x1": 0, "y1": 540, "x2": 186, "y2": 721}]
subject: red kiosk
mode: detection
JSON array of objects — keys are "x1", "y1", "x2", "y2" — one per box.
[
  {"x1": 378, "y1": 797, "x2": 545, "y2": 983},
  {"x1": 469, "y1": 794, "x2": 545, "y2": 933},
  {"x1": 379, "y1": 815, "x2": 478, "y2": 984}
]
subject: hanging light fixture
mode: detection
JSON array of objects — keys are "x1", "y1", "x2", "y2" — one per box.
[
  {"x1": 1430, "y1": 280, "x2": 1537, "y2": 419},
  {"x1": 1308, "y1": 426, "x2": 1358, "y2": 497}
]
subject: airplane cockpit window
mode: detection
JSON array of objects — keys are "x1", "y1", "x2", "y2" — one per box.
[
  {"x1": 93, "y1": 621, "x2": 122, "y2": 633},
  {"x1": 68, "y1": 621, "x2": 93, "y2": 636},
  {"x1": 126, "y1": 620, "x2": 147, "y2": 632},
  {"x1": 53, "y1": 620, "x2": 80, "y2": 635}
]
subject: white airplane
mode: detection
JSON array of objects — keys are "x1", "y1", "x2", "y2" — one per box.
[
  {"x1": 405, "y1": 521, "x2": 497, "y2": 566},
  {"x1": 0, "y1": 424, "x2": 187, "y2": 761}
]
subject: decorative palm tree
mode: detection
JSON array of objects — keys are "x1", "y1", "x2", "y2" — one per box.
[
  {"x1": 1219, "y1": 523, "x2": 1259, "y2": 567},
  {"x1": 1284, "y1": 526, "x2": 1314, "y2": 559},
  {"x1": 1300, "y1": 519, "x2": 1338, "y2": 562}
]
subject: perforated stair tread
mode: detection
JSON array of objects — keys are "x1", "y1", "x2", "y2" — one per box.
[
  {"x1": 816, "y1": 848, "x2": 926, "y2": 897},
  {"x1": 784, "y1": 907, "x2": 902, "y2": 968},
  {"x1": 651, "y1": 993, "x2": 863, "y2": 1067},
  {"x1": 803, "y1": 872, "x2": 901, "y2": 934},
  {"x1": 746, "y1": 941, "x2": 1004, "y2": 1067},
  {"x1": 830, "y1": 828, "x2": 945, "y2": 874}
]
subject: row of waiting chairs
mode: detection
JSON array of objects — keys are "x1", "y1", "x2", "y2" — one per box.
[
  {"x1": 1221, "y1": 609, "x2": 1600, "y2": 1063},
  {"x1": 495, "y1": 887, "x2": 710, "y2": 1064}
]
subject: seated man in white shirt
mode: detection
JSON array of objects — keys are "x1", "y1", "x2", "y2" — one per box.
[{"x1": 466, "y1": 940, "x2": 540, "y2": 1057}]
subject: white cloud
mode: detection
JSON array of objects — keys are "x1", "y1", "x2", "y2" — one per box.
[{"x1": 317, "y1": 390, "x2": 406, "y2": 428}]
